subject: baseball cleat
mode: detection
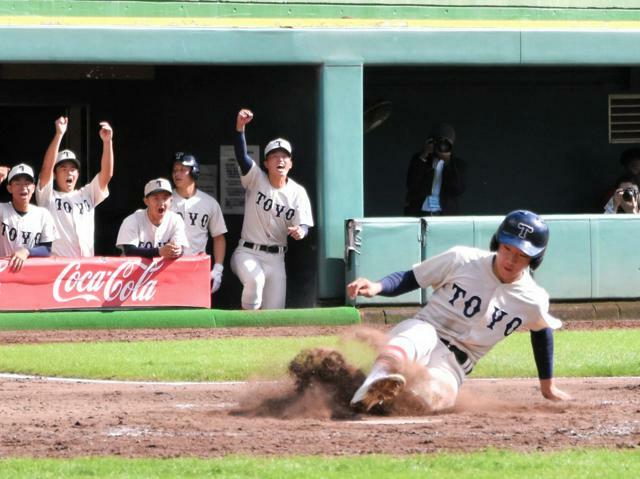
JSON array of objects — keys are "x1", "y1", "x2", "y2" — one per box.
[{"x1": 350, "y1": 373, "x2": 406, "y2": 411}]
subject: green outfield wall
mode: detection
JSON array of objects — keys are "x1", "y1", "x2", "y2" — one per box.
[{"x1": 0, "y1": 1, "x2": 639, "y2": 305}]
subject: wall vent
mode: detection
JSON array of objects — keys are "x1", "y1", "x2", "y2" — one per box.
[{"x1": 609, "y1": 94, "x2": 640, "y2": 143}]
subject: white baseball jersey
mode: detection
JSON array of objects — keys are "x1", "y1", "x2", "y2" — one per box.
[
  {"x1": 239, "y1": 163, "x2": 314, "y2": 246},
  {"x1": 116, "y1": 209, "x2": 188, "y2": 252},
  {"x1": 0, "y1": 203, "x2": 58, "y2": 256},
  {"x1": 413, "y1": 246, "x2": 561, "y2": 364},
  {"x1": 171, "y1": 189, "x2": 227, "y2": 255},
  {"x1": 36, "y1": 175, "x2": 109, "y2": 257}
]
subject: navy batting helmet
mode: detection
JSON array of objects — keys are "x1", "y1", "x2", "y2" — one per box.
[
  {"x1": 489, "y1": 210, "x2": 549, "y2": 270},
  {"x1": 172, "y1": 152, "x2": 200, "y2": 180}
]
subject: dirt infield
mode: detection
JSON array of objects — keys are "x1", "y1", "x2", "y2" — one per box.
[{"x1": 0, "y1": 323, "x2": 639, "y2": 458}]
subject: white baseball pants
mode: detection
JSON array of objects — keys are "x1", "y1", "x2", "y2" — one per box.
[
  {"x1": 230, "y1": 245, "x2": 286, "y2": 310},
  {"x1": 384, "y1": 318, "x2": 466, "y2": 411}
]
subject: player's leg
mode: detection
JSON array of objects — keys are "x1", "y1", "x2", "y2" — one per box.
[
  {"x1": 260, "y1": 253, "x2": 287, "y2": 310},
  {"x1": 412, "y1": 342, "x2": 462, "y2": 412},
  {"x1": 351, "y1": 318, "x2": 440, "y2": 410},
  {"x1": 230, "y1": 247, "x2": 266, "y2": 310}
]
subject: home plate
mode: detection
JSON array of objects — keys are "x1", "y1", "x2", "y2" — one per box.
[{"x1": 347, "y1": 417, "x2": 443, "y2": 425}]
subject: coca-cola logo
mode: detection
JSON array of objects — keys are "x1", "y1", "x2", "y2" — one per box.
[{"x1": 53, "y1": 259, "x2": 163, "y2": 303}]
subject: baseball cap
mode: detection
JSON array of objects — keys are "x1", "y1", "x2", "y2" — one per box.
[
  {"x1": 264, "y1": 138, "x2": 292, "y2": 158},
  {"x1": 144, "y1": 178, "x2": 172, "y2": 197},
  {"x1": 55, "y1": 149, "x2": 81, "y2": 169},
  {"x1": 7, "y1": 163, "x2": 35, "y2": 183}
]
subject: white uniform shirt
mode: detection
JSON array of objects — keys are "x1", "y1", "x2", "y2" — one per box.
[
  {"x1": 413, "y1": 246, "x2": 561, "y2": 364},
  {"x1": 0, "y1": 203, "x2": 58, "y2": 256},
  {"x1": 36, "y1": 175, "x2": 109, "y2": 257},
  {"x1": 171, "y1": 189, "x2": 227, "y2": 255},
  {"x1": 239, "y1": 163, "x2": 314, "y2": 246},
  {"x1": 116, "y1": 209, "x2": 188, "y2": 252}
]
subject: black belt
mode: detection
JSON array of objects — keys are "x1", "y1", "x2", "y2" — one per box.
[
  {"x1": 240, "y1": 240, "x2": 287, "y2": 254},
  {"x1": 440, "y1": 337, "x2": 474, "y2": 375},
  {"x1": 422, "y1": 211, "x2": 442, "y2": 216}
]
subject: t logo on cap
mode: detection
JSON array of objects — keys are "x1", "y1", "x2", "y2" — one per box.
[
  {"x1": 7, "y1": 163, "x2": 35, "y2": 183},
  {"x1": 144, "y1": 177, "x2": 172, "y2": 197},
  {"x1": 264, "y1": 138, "x2": 292, "y2": 158},
  {"x1": 517, "y1": 223, "x2": 534, "y2": 239}
]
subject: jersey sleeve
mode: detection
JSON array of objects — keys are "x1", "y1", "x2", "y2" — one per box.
[
  {"x1": 293, "y1": 187, "x2": 314, "y2": 227},
  {"x1": 116, "y1": 214, "x2": 140, "y2": 250},
  {"x1": 412, "y1": 246, "x2": 470, "y2": 289},
  {"x1": 207, "y1": 199, "x2": 228, "y2": 237},
  {"x1": 528, "y1": 290, "x2": 563, "y2": 330},
  {"x1": 171, "y1": 214, "x2": 190, "y2": 249},
  {"x1": 86, "y1": 174, "x2": 110, "y2": 207},
  {"x1": 35, "y1": 178, "x2": 54, "y2": 208},
  {"x1": 240, "y1": 162, "x2": 261, "y2": 190},
  {"x1": 39, "y1": 209, "x2": 59, "y2": 243}
]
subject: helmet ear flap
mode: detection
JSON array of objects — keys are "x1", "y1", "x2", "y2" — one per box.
[
  {"x1": 529, "y1": 254, "x2": 543, "y2": 271},
  {"x1": 489, "y1": 234, "x2": 499, "y2": 252}
]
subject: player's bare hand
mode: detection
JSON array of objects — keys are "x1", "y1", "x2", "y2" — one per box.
[
  {"x1": 347, "y1": 277, "x2": 382, "y2": 299},
  {"x1": 0, "y1": 165, "x2": 10, "y2": 183},
  {"x1": 539, "y1": 379, "x2": 573, "y2": 401},
  {"x1": 9, "y1": 248, "x2": 29, "y2": 273},
  {"x1": 287, "y1": 226, "x2": 305, "y2": 240},
  {"x1": 99, "y1": 121, "x2": 113, "y2": 142},
  {"x1": 159, "y1": 242, "x2": 182, "y2": 259},
  {"x1": 55, "y1": 116, "x2": 69, "y2": 136},
  {"x1": 236, "y1": 109, "x2": 254, "y2": 132}
]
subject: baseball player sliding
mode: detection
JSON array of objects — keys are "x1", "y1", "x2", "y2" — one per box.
[
  {"x1": 36, "y1": 116, "x2": 114, "y2": 257},
  {"x1": 231, "y1": 109, "x2": 314, "y2": 310},
  {"x1": 170, "y1": 152, "x2": 227, "y2": 293},
  {"x1": 348, "y1": 210, "x2": 572, "y2": 412},
  {"x1": 0, "y1": 164, "x2": 58, "y2": 272}
]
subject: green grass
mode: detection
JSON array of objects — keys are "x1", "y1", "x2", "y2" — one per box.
[
  {"x1": 0, "y1": 336, "x2": 375, "y2": 381},
  {"x1": 1, "y1": 449, "x2": 639, "y2": 478},
  {"x1": 473, "y1": 329, "x2": 640, "y2": 378},
  {"x1": 0, "y1": 329, "x2": 637, "y2": 381}
]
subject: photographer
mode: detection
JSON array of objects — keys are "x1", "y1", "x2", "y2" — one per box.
[
  {"x1": 604, "y1": 175, "x2": 640, "y2": 214},
  {"x1": 404, "y1": 123, "x2": 466, "y2": 216}
]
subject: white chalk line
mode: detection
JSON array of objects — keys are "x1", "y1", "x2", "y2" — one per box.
[
  {"x1": 0, "y1": 372, "x2": 637, "y2": 386},
  {"x1": 0, "y1": 372, "x2": 248, "y2": 386}
]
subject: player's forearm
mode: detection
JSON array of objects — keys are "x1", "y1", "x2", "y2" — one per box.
[
  {"x1": 98, "y1": 139, "x2": 114, "y2": 190},
  {"x1": 40, "y1": 134, "x2": 63, "y2": 186},
  {"x1": 28, "y1": 243, "x2": 52, "y2": 257},
  {"x1": 121, "y1": 244, "x2": 160, "y2": 258},
  {"x1": 378, "y1": 270, "x2": 420, "y2": 297},
  {"x1": 234, "y1": 131, "x2": 253, "y2": 175},
  {"x1": 212, "y1": 235, "x2": 226, "y2": 265},
  {"x1": 530, "y1": 328, "x2": 553, "y2": 380}
]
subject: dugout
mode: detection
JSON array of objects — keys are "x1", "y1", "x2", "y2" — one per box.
[{"x1": 1, "y1": 1, "x2": 640, "y2": 308}]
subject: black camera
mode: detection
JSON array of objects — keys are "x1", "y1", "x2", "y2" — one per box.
[
  {"x1": 435, "y1": 138, "x2": 453, "y2": 154},
  {"x1": 622, "y1": 187, "x2": 638, "y2": 202}
]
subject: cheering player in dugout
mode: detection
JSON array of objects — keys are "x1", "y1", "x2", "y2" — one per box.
[
  {"x1": 37, "y1": 116, "x2": 114, "y2": 257},
  {"x1": 232, "y1": 109, "x2": 314, "y2": 310}
]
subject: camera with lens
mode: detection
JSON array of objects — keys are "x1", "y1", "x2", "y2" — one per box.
[
  {"x1": 434, "y1": 138, "x2": 453, "y2": 154},
  {"x1": 622, "y1": 187, "x2": 638, "y2": 202}
]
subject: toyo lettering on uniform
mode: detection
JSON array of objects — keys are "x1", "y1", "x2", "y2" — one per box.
[
  {"x1": 54, "y1": 198, "x2": 92, "y2": 215},
  {"x1": 255, "y1": 192, "x2": 296, "y2": 220},
  {"x1": 1, "y1": 222, "x2": 42, "y2": 245}
]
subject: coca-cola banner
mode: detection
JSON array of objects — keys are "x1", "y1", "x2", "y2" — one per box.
[{"x1": 0, "y1": 256, "x2": 211, "y2": 310}]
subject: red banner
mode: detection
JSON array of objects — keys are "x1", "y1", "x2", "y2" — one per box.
[{"x1": 0, "y1": 256, "x2": 211, "y2": 311}]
